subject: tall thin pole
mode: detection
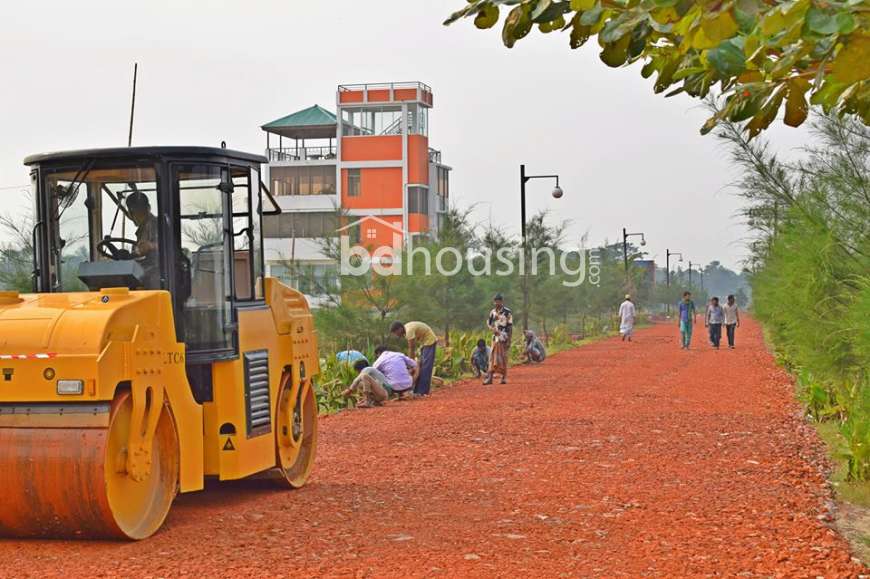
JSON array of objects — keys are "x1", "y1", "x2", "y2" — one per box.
[
  {"x1": 666, "y1": 250, "x2": 671, "y2": 316},
  {"x1": 520, "y1": 164, "x2": 529, "y2": 331},
  {"x1": 622, "y1": 228, "x2": 628, "y2": 273},
  {"x1": 128, "y1": 63, "x2": 138, "y2": 147}
]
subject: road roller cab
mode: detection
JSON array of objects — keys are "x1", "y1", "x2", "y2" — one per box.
[{"x1": 0, "y1": 147, "x2": 319, "y2": 540}]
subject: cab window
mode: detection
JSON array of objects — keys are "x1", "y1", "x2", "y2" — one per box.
[
  {"x1": 230, "y1": 166, "x2": 264, "y2": 301},
  {"x1": 44, "y1": 165, "x2": 160, "y2": 292}
]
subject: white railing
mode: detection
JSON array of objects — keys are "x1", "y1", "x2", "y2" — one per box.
[{"x1": 268, "y1": 146, "x2": 337, "y2": 162}]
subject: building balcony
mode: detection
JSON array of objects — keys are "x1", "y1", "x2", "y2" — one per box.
[{"x1": 267, "y1": 145, "x2": 337, "y2": 163}]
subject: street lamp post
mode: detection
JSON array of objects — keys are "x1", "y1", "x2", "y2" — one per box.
[
  {"x1": 665, "y1": 249, "x2": 683, "y2": 315},
  {"x1": 622, "y1": 227, "x2": 646, "y2": 274},
  {"x1": 520, "y1": 164, "x2": 563, "y2": 331},
  {"x1": 688, "y1": 261, "x2": 694, "y2": 287}
]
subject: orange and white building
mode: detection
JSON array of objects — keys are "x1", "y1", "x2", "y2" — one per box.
[{"x1": 260, "y1": 81, "x2": 451, "y2": 298}]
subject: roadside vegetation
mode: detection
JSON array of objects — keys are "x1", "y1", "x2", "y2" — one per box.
[{"x1": 720, "y1": 112, "x2": 869, "y2": 484}]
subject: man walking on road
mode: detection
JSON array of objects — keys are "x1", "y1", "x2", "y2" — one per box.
[
  {"x1": 618, "y1": 294, "x2": 636, "y2": 342},
  {"x1": 723, "y1": 294, "x2": 740, "y2": 349},
  {"x1": 390, "y1": 320, "x2": 437, "y2": 397},
  {"x1": 706, "y1": 296, "x2": 725, "y2": 349},
  {"x1": 678, "y1": 291, "x2": 697, "y2": 349}
]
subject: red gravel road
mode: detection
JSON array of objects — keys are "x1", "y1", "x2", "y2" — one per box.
[{"x1": 1, "y1": 318, "x2": 866, "y2": 578}]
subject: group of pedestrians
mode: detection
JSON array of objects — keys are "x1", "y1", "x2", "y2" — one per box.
[{"x1": 678, "y1": 292, "x2": 741, "y2": 350}]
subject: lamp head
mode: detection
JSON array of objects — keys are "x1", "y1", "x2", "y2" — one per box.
[
  {"x1": 640, "y1": 237, "x2": 646, "y2": 246},
  {"x1": 551, "y1": 185, "x2": 563, "y2": 199}
]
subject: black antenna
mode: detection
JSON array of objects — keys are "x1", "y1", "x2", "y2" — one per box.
[{"x1": 127, "y1": 63, "x2": 138, "y2": 147}]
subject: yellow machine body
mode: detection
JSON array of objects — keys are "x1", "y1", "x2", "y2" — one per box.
[{"x1": 0, "y1": 279, "x2": 319, "y2": 539}]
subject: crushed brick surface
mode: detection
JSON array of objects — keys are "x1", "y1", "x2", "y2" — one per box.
[{"x1": 0, "y1": 317, "x2": 866, "y2": 577}]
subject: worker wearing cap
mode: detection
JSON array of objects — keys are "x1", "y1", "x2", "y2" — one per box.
[{"x1": 618, "y1": 294, "x2": 636, "y2": 342}]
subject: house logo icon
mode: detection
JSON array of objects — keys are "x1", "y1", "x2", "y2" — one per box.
[
  {"x1": 337, "y1": 215, "x2": 407, "y2": 276},
  {"x1": 335, "y1": 215, "x2": 408, "y2": 248}
]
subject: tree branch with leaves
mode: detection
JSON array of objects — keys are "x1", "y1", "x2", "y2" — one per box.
[{"x1": 445, "y1": 0, "x2": 870, "y2": 137}]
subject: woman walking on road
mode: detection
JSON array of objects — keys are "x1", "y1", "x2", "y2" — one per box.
[
  {"x1": 706, "y1": 296, "x2": 725, "y2": 349},
  {"x1": 723, "y1": 294, "x2": 740, "y2": 349},
  {"x1": 484, "y1": 293, "x2": 512, "y2": 385}
]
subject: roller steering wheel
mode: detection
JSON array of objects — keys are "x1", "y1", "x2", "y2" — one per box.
[{"x1": 98, "y1": 236, "x2": 137, "y2": 260}]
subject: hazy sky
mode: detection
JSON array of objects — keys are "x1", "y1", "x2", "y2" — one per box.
[{"x1": 0, "y1": 0, "x2": 812, "y2": 270}]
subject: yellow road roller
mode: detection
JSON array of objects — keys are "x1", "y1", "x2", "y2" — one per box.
[{"x1": 0, "y1": 146, "x2": 318, "y2": 539}]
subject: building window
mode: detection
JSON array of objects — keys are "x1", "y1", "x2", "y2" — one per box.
[
  {"x1": 263, "y1": 211, "x2": 338, "y2": 239},
  {"x1": 270, "y1": 166, "x2": 336, "y2": 196},
  {"x1": 407, "y1": 186, "x2": 428, "y2": 215},
  {"x1": 342, "y1": 106, "x2": 403, "y2": 136},
  {"x1": 437, "y1": 167, "x2": 449, "y2": 197},
  {"x1": 347, "y1": 169, "x2": 361, "y2": 197},
  {"x1": 407, "y1": 104, "x2": 429, "y2": 136},
  {"x1": 366, "y1": 228, "x2": 377, "y2": 240},
  {"x1": 269, "y1": 263, "x2": 338, "y2": 296}
]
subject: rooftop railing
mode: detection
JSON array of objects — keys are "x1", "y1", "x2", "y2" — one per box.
[
  {"x1": 268, "y1": 145, "x2": 337, "y2": 163},
  {"x1": 338, "y1": 81, "x2": 431, "y2": 93}
]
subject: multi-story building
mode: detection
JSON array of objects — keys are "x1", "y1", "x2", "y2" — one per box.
[{"x1": 260, "y1": 82, "x2": 451, "y2": 301}]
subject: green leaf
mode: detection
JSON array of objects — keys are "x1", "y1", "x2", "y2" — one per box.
[
  {"x1": 729, "y1": 90, "x2": 765, "y2": 122},
  {"x1": 733, "y1": 0, "x2": 759, "y2": 34},
  {"x1": 760, "y1": 9, "x2": 787, "y2": 36},
  {"x1": 805, "y1": 5, "x2": 839, "y2": 35},
  {"x1": 600, "y1": 34, "x2": 632, "y2": 67},
  {"x1": 502, "y1": 4, "x2": 532, "y2": 48},
  {"x1": 654, "y1": 58, "x2": 680, "y2": 92},
  {"x1": 707, "y1": 40, "x2": 746, "y2": 76},
  {"x1": 652, "y1": 0, "x2": 680, "y2": 7},
  {"x1": 700, "y1": 112, "x2": 723, "y2": 135},
  {"x1": 580, "y1": 4, "x2": 604, "y2": 25},
  {"x1": 571, "y1": 0, "x2": 596, "y2": 10},
  {"x1": 809, "y1": 79, "x2": 849, "y2": 110},
  {"x1": 570, "y1": 19, "x2": 592, "y2": 48},
  {"x1": 628, "y1": 22, "x2": 650, "y2": 58},
  {"x1": 835, "y1": 12, "x2": 856, "y2": 34},
  {"x1": 700, "y1": 11, "x2": 739, "y2": 45},
  {"x1": 474, "y1": 4, "x2": 500, "y2": 29},
  {"x1": 531, "y1": 0, "x2": 571, "y2": 23},
  {"x1": 784, "y1": 77, "x2": 810, "y2": 126},
  {"x1": 745, "y1": 87, "x2": 785, "y2": 138},
  {"x1": 831, "y1": 35, "x2": 870, "y2": 84},
  {"x1": 600, "y1": 13, "x2": 643, "y2": 44}
]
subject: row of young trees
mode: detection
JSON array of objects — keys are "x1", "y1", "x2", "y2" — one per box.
[
  {"x1": 719, "y1": 111, "x2": 869, "y2": 480},
  {"x1": 286, "y1": 207, "x2": 718, "y2": 354}
]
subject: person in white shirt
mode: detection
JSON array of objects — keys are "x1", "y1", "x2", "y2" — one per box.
[
  {"x1": 723, "y1": 294, "x2": 741, "y2": 349},
  {"x1": 618, "y1": 294, "x2": 636, "y2": 342}
]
